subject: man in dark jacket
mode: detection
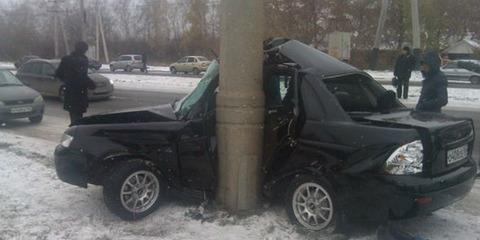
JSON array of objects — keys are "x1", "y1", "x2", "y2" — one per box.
[
  {"x1": 415, "y1": 51, "x2": 448, "y2": 112},
  {"x1": 394, "y1": 46, "x2": 415, "y2": 99},
  {"x1": 55, "y1": 41, "x2": 96, "y2": 125}
]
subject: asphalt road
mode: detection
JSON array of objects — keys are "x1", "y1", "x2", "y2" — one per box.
[{"x1": 1, "y1": 88, "x2": 479, "y2": 163}]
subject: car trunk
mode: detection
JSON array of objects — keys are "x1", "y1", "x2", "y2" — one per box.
[{"x1": 363, "y1": 111, "x2": 475, "y2": 176}]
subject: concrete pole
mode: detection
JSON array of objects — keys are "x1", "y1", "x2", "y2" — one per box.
[
  {"x1": 411, "y1": 0, "x2": 421, "y2": 69},
  {"x1": 99, "y1": 12, "x2": 110, "y2": 63},
  {"x1": 54, "y1": 13, "x2": 59, "y2": 58},
  {"x1": 95, "y1": 8, "x2": 100, "y2": 60},
  {"x1": 80, "y1": 0, "x2": 87, "y2": 41},
  {"x1": 60, "y1": 17, "x2": 70, "y2": 54},
  {"x1": 370, "y1": 0, "x2": 389, "y2": 69},
  {"x1": 216, "y1": 0, "x2": 265, "y2": 212}
]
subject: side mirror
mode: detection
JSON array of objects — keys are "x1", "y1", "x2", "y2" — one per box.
[{"x1": 377, "y1": 90, "x2": 397, "y2": 113}]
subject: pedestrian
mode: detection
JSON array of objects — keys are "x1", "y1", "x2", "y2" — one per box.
[
  {"x1": 142, "y1": 52, "x2": 148, "y2": 73},
  {"x1": 415, "y1": 51, "x2": 448, "y2": 113},
  {"x1": 55, "y1": 41, "x2": 96, "y2": 125},
  {"x1": 394, "y1": 46, "x2": 416, "y2": 99}
]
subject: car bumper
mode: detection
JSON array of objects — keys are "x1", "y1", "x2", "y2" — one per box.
[
  {"x1": 382, "y1": 158, "x2": 477, "y2": 219},
  {"x1": 88, "y1": 85, "x2": 114, "y2": 100},
  {"x1": 54, "y1": 145, "x2": 88, "y2": 188},
  {"x1": 0, "y1": 103, "x2": 44, "y2": 121}
]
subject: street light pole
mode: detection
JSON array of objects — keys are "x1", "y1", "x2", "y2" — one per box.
[{"x1": 216, "y1": 0, "x2": 265, "y2": 212}]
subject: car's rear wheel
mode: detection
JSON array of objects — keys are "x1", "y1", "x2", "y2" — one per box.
[
  {"x1": 170, "y1": 67, "x2": 177, "y2": 74},
  {"x1": 103, "y1": 159, "x2": 165, "y2": 221},
  {"x1": 470, "y1": 76, "x2": 480, "y2": 85},
  {"x1": 29, "y1": 115, "x2": 43, "y2": 124},
  {"x1": 286, "y1": 175, "x2": 338, "y2": 232},
  {"x1": 192, "y1": 68, "x2": 200, "y2": 75}
]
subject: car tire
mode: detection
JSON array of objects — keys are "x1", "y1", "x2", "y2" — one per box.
[
  {"x1": 110, "y1": 66, "x2": 115, "y2": 72},
  {"x1": 470, "y1": 76, "x2": 480, "y2": 85},
  {"x1": 170, "y1": 67, "x2": 177, "y2": 74},
  {"x1": 192, "y1": 68, "x2": 200, "y2": 75},
  {"x1": 285, "y1": 174, "x2": 338, "y2": 232},
  {"x1": 103, "y1": 159, "x2": 165, "y2": 221},
  {"x1": 125, "y1": 65, "x2": 133, "y2": 72},
  {"x1": 29, "y1": 115, "x2": 43, "y2": 124}
]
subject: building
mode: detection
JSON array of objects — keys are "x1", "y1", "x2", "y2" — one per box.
[{"x1": 443, "y1": 38, "x2": 480, "y2": 60}]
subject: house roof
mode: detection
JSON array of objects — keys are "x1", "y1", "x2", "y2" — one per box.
[{"x1": 444, "y1": 39, "x2": 480, "y2": 54}]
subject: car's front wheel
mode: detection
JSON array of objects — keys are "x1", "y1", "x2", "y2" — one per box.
[
  {"x1": 29, "y1": 115, "x2": 43, "y2": 124},
  {"x1": 103, "y1": 160, "x2": 165, "y2": 220},
  {"x1": 170, "y1": 67, "x2": 177, "y2": 74},
  {"x1": 470, "y1": 76, "x2": 480, "y2": 85},
  {"x1": 286, "y1": 175, "x2": 338, "y2": 232}
]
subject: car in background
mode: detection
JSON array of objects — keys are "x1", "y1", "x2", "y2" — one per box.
[
  {"x1": 16, "y1": 59, "x2": 114, "y2": 101},
  {"x1": 14, "y1": 55, "x2": 40, "y2": 69},
  {"x1": 169, "y1": 56, "x2": 210, "y2": 75},
  {"x1": 88, "y1": 58, "x2": 102, "y2": 71},
  {"x1": 441, "y1": 61, "x2": 480, "y2": 85},
  {"x1": 109, "y1": 55, "x2": 144, "y2": 72},
  {"x1": 0, "y1": 69, "x2": 44, "y2": 123}
]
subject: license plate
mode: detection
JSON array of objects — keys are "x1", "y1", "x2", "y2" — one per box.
[
  {"x1": 447, "y1": 145, "x2": 468, "y2": 165},
  {"x1": 10, "y1": 106, "x2": 33, "y2": 114}
]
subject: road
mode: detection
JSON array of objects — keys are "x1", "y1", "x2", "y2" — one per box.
[{"x1": 1, "y1": 88, "x2": 479, "y2": 163}]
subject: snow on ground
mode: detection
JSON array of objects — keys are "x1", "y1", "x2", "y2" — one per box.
[
  {"x1": 100, "y1": 64, "x2": 170, "y2": 72},
  {"x1": 1, "y1": 131, "x2": 480, "y2": 240},
  {"x1": 365, "y1": 70, "x2": 424, "y2": 82},
  {"x1": 104, "y1": 73, "x2": 200, "y2": 94}
]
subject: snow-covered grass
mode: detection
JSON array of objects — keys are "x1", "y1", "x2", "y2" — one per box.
[
  {"x1": 1, "y1": 131, "x2": 480, "y2": 240},
  {"x1": 104, "y1": 73, "x2": 199, "y2": 94}
]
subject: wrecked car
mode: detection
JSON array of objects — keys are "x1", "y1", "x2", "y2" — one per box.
[{"x1": 54, "y1": 39, "x2": 477, "y2": 231}]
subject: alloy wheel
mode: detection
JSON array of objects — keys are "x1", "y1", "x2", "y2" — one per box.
[
  {"x1": 120, "y1": 171, "x2": 160, "y2": 213},
  {"x1": 292, "y1": 182, "x2": 334, "y2": 230}
]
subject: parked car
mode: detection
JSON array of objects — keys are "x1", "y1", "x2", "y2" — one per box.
[
  {"x1": 170, "y1": 56, "x2": 210, "y2": 75},
  {"x1": 0, "y1": 69, "x2": 45, "y2": 123},
  {"x1": 88, "y1": 58, "x2": 102, "y2": 71},
  {"x1": 16, "y1": 59, "x2": 114, "y2": 101},
  {"x1": 55, "y1": 39, "x2": 476, "y2": 232},
  {"x1": 14, "y1": 55, "x2": 39, "y2": 69},
  {"x1": 109, "y1": 55, "x2": 144, "y2": 72},
  {"x1": 441, "y1": 61, "x2": 480, "y2": 84}
]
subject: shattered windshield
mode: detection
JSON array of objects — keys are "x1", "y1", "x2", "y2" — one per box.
[{"x1": 174, "y1": 60, "x2": 219, "y2": 118}]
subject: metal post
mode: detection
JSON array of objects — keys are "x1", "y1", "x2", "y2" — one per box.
[
  {"x1": 411, "y1": 0, "x2": 421, "y2": 69},
  {"x1": 216, "y1": 0, "x2": 265, "y2": 212},
  {"x1": 370, "y1": 0, "x2": 389, "y2": 69}
]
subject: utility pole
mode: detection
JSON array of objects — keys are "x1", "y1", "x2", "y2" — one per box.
[
  {"x1": 98, "y1": 11, "x2": 110, "y2": 63},
  {"x1": 80, "y1": 0, "x2": 87, "y2": 41},
  {"x1": 60, "y1": 17, "x2": 70, "y2": 54},
  {"x1": 370, "y1": 0, "x2": 390, "y2": 69},
  {"x1": 217, "y1": 0, "x2": 265, "y2": 212},
  {"x1": 411, "y1": 0, "x2": 421, "y2": 69},
  {"x1": 54, "y1": 12, "x2": 59, "y2": 58},
  {"x1": 95, "y1": 1, "x2": 100, "y2": 60}
]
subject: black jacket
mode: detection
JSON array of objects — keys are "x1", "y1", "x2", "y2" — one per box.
[
  {"x1": 416, "y1": 51, "x2": 448, "y2": 112},
  {"x1": 394, "y1": 53, "x2": 415, "y2": 79},
  {"x1": 55, "y1": 51, "x2": 95, "y2": 113}
]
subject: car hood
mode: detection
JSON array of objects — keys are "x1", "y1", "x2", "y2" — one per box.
[
  {"x1": 75, "y1": 104, "x2": 177, "y2": 125},
  {"x1": 363, "y1": 110, "x2": 469, "y2": 131},
  {"x1": 89, "y1": 73, "x2": 110, "y2": 83},
  {"x1": 0, "y1": 85, "x2": 40, "y2": 101}
]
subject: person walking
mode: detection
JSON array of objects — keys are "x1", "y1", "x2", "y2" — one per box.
[
  {"x1": 142, "y1": 52, "x2": 148, "y2": 73},
  {"x1": 55, "y1": 41, "x2": 96, "y2": 125},
  {"x1": 394, "y1": 46, "x2": 415, "y2": 99},
  {"x1": 415, "y1": 51, "x2": 448, "y2": 113}
]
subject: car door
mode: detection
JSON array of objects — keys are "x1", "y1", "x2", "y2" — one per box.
[
  {"x1": 442, "y1": 62, "x2": 460, "y2": 81},
  {"x1": 24, "y1": 62, "x2": 44, "y2": 94},
  {"x1": 40, "y1": 63, "x2": 61, "y2": 96},
  {"x1": 176, "y1": 57, "x2": 187, "y2": 72},
  {"x1": 16, "y1": 62, "x2": 35, "y2": 87},
  {"x1": 187, "y1": 57, "x2": 197, "y2": 72}
]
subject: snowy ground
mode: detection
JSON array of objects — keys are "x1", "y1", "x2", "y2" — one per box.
[
  {"x1": 1, "y1": 131, "x2": 480, "y2": 240},
  {"x1": 100, "y1": 64, "x2": 170, "y2": 72}
]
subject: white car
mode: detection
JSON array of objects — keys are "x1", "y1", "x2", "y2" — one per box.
[
  {"x1": 109, "y1": 55, "x2": 144, "y2": 72},
  {"x1": 442, "y1": 61, "x2": 480, "y2": 85}
]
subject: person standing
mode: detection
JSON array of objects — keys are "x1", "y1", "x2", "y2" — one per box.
[
  {"x1": 55, "y1": 41, "x2": 96, "y2": 125},
  {"x1": 142, "y1": 52, "x2": 148, "y2": 73},
  {"x1": 394, "y1": 46, "x2": 415, "y2": 99},
  {"x1": 415, "y1": 51, "x2": 448, "y2": 113}
]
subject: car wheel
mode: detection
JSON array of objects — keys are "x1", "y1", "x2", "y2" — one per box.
[
  {"x1": 286, "y1": 175, "x2": 338, "y2": 232},
  {"x1": 192, "y1": 68, "x2": 200, "y2": 75},
  {"x1": 470, "y1": 76, "x2": 480, "y2": 85},
  {"x1": 110, "y1": 66, "x2": 115, "y2": 72},
  {"x1": 103, "y1": 159, "x2": 165, "y2": 221},
  {"x1": 29, "y1": 115, "x2": 43, "y2": 124},
  {"x1": 125, "y1": 65, "x2": 133, "y2": 72},
  {"x1": 59, "y1": 86, "x2": 66, "y2": 102},
  {"x1": 170, "y1": 67, "x2": 177, "y2": 74}
]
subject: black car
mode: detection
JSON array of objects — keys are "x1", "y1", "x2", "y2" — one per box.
[{"x1": 54, "y1": 39, "x2": 477, "y2": 231}]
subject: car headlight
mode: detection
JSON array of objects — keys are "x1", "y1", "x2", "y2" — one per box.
[
  {"x1": 60, "y1": 133, "x2": 74, "y2": 148},
  {"x1": 384, "y1": 140, "x2": 423, "y2": 175},
  {"x1": 34, "y1": 95, "x2": 43, "y2": 103}
]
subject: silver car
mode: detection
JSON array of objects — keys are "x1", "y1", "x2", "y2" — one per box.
[
  {"x1": 109, "y1": 54, "x2": 144, "y2": 72},
  {"x1": 442, "y1": 61, "x2": 480, "y2": 85},
  {"x1": 0, "y1": 69, "x2": 45, "y2": 123},
  {"x1": 16, "y1": 59, "x2": 114, "y2": 101}
]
